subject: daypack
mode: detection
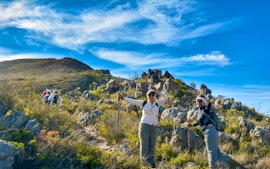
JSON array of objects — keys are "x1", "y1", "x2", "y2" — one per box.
[
  {"x1": 142, "y1": 100, "x2": 158, "y2": 108},
  {"x1": 52, "y1": 95, "x2": 58, "y2": 104},
  {"x1": 142, "y1": 101, "x2": 162, "y2": 120},
  {"x1": 203, "y1": 111, "x2": 224, "y2": 131}
]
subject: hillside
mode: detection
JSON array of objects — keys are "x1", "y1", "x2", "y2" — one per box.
[
  {"x1": 0, "y1": 57, "x2": 92, "y2": 75},
  {"x1": 0, "y1": 58, "x2": 270, "y2": 169},
  {"x1": 0, "y1": 57, "x2": 111, "y2": 93}
]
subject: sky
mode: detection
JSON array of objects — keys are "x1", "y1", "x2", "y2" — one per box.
[{"x1": 0, "y1": 0, "x2": 269, "y2": 115}]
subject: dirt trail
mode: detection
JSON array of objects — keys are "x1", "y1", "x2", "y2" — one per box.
[{"x1": 83, "y1": 125, "x2": 111, "y2": 151}]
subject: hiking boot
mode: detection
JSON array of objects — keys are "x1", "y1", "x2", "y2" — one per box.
[{"x1": 151, "y1": 164, "x2": 156, "y2": 168}]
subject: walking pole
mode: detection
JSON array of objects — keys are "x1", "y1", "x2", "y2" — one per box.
[
  {"x1": 118, "y1": 93, "x2": 120, "y2": 126},
  {"x1": 187, "y1": 128, "x2": 191, "y2": 153}
]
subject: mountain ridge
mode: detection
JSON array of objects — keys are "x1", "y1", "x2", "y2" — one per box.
[
  {"x1": 0, "y1": 57, "x2": 111, "y2": 93},
  {"x1": 0, "y1": 57, "x2": 94, "y2": 75}
]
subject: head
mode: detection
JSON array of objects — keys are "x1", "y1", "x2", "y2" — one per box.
[
  {"x1": 146, "y1": 89, "x2": 156, "y2": 102},
  {"x1": 195, "y1": 94, "x2": 209, "y2": 109}
]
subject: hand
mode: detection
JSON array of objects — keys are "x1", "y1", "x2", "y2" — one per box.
[
  {"x1": 155, "y1": 90, "x2": 161, "y2": 95},
  {"x1": 185, "y1": 122, "x2": 192, "y2": 128},
  {"x1": 118, "y1": 93, "x2": 124, "y2": 100}
]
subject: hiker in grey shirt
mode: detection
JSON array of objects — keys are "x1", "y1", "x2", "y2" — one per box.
[
  {"x1": 186, "y1": 94, "x2": 227, "y2": 169},
  {"x1": 118, "y1": 89, "x2": 168, "y2": 168}
]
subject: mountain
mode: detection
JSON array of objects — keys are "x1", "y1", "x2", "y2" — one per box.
[
  {"x1": 0, "y1": 57, "x2": 93, "y2": 75},
  {"x1": 0, "y1": 57, "x2": 111, "y2": 93}
]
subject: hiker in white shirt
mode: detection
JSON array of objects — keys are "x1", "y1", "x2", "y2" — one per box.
[{"x1": 118, "y1": 89, "x2": 168, "y2": 168}]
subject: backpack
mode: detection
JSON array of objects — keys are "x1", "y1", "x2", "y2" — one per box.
[
  {"x1": 142, "y1": 100, "x2": 158, "y2": 108},
  {"x1": 142, "y1": 101, "x2": 162, "y2": 120},
  {"x1": 52, "y1": 95, "x2": 58, "y2": 104},
  {"x1": 203, "y1": 111, "x2": 224, "y2": 131}
]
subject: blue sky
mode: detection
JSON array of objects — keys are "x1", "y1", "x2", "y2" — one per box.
[{"x1": 0, "y1": 0, "x2": 269, "y2": 115}]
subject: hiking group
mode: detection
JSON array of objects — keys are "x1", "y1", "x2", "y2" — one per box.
[
  {"x1": 41, "y1": 89, "x2": 62, "y2": 106},
  {"x1": 118, "y1": 88, "x2": 228, "y2": 169}
]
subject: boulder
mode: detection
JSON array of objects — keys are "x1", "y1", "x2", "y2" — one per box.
[
  {"x1": 250, "y1": 126, "x2": 270, "y2": 146},
  {"x1": 161, "y1": 107, "x2": 187, "y2": 123},
  {"x1": 0, "y1": 110, "x2": 29, "y2": 129},
  {"x1": 0, "y1": 139, "x2": 20, "y2": 169},
  {"x1": 170, "y1": 126, "x2": 204, "y2": 150},
  {"x1": 25, "y1": 119, "x2": 42, "y2": 135}
]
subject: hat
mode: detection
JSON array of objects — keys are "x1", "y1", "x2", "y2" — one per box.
[
  {"x1": 195, "y1": 94, "x2": 208, "y2": 105},
  {"x1": 146, "y1": 89, "x2": 155, "y2": 96}
]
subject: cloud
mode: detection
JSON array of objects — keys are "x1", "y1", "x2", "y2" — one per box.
[
  {"x1": 91, "y1": 48, "x2": 231, "y2": 70},
  {"x1": 0, "y1": 53, "x2": 62, "y2": 62},
  {"x1": 0, "y1": 0, "x2": 234, "y2": 50},
  {"x1": 182, "y1": 51, "x2": 231, "y2": 66},
  {"x1": 90, "y1": 48, "x2": 165, "y2": 68}
]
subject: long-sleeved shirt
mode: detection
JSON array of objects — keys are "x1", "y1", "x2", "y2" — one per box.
[
  {"x1": 48, "y1": 93, "x2": 62, "y2": 106},
  {"x1": 124, "y1": 92, "x2": 168, "y2": 126}
]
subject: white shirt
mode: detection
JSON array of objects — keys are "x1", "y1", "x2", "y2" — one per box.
[{"x1": 124, "y1": 92, "x2": 168, "y2": 126}]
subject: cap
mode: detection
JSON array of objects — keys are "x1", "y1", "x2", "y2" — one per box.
[{"x1": 195, "y1": 94, "x2": 208, "y2": 105}]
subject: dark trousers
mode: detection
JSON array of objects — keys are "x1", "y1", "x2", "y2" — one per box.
[{"x1": 139, "y1": 123, "x2": 157, "y2": 166}]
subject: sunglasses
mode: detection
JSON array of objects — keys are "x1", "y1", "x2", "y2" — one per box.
[
  {"x1": 196, "y1": 100, "x2": 203, "y2": 103},
  {"x1": 148, "y1": 93, "x2": 155, "y2": 96}
]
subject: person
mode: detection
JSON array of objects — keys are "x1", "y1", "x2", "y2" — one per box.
[
  {"x1": 42, "y1": 88, "x2": 51, "y2": 104},
  {"x1": 186, "y1": 94, "x2": 227, "y2": 169},
  {"x1": 118, "y1": 89, "x2": 168, "y2": 168},
  {"x1": 47, "y1": 89, "x2": 62, "y2": 106}
]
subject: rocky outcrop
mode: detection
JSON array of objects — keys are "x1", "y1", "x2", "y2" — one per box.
[
  {"x1": 199, "y1": 83, "x2": 212, "y2": 99},
  {"x1": 103, "y1": 79, "x2": 119, "y2": 94},
  {"x1": 79, "y1": 109, "x2": 103, "y2": 126},
  {"x1": 250, "y1": 126, "x2": 270, "y2": 146},
  {"x1": 170, "y1": 126, "x2": 204, "y2": 151},
  {"x1": 239, "y1": 117, "x2": 254, "y2": 137},
  {"x1": 25, "y1": 119, "x2": 42, "y2": 135},
  {"x1": 82, "y1": 90, "x2": 92, "y2": 100},
  {"x1": 163, "y1": 78, "x2": 180, "y2": 96},
  {"x1": 0, "y1": 110, "x2": 29, "y2": 129},
  {"x1": 0, "y1": 139, "x2": 20, "y2": 169},
  {"x1": 161, "y1": 107, "x2": 187, "y2": 123}
]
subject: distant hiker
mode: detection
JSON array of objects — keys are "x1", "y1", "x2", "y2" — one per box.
[
  {"x1": 118, "y1": 89, "x2": 168, "y2": 168},
  {"x1": 47, "y1": 89, "x2": 62, "y2": 106},
  {"x1": 186, "y1": 94, "x2": 227, "y2": 169},
  {"x1": 42, "y1": 89, "x2": 51, "y2": 104}
]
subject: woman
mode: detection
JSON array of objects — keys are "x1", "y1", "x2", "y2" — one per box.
[
  {"x1": 186, "y1": 94, "x2": 227, "y2": 169},
  {"x1": 118, "y1": 89, "x2": 168, "y2": 168}
]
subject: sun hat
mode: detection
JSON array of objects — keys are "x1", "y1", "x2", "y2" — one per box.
[
  {"x1": 195, "y1": 94, "x2": 208, "y2": 105},
  {"x1": 146, "y1": 89, "x2": 155, "y2": 96}
]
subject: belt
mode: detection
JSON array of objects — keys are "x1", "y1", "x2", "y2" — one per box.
[{"x1": 207, "y1": 124, "x2": 214, "y2": 126}]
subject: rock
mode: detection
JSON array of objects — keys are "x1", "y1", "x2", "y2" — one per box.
[
  {"x1": 25, "y1": 119, "x2": 42, "y2": 135},
  {"x1": 250, "y1": 126, "x2": 270, "y2": 146},
  {"x1": 0, "y1": 139, "x2": 20, "y2": 169},
  {"x1": 0, "y1": 110, "x2": 29, "y2": 129}
]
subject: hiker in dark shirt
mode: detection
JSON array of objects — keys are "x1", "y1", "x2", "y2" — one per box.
[
  {"x1": 48, "y1": 89, "x2": 62, "y2": 106},
  {"x1": 186, "y1": 94, "x2": 227, "y2": 169},
  {"x1": 118, "y1": 89, "x2": 168, "y2": 168}
]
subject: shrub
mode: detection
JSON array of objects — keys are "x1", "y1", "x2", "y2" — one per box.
[{"x1": 97, "y1": 110, "x2": 126, "y2": 145}]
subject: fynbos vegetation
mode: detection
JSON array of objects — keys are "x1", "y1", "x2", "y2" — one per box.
[{"x1": 0, "y1": 58, "x2": 269, "y2": 169}]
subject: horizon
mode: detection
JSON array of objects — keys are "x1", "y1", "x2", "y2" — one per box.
[{"x1": 0, "y1": 0, "x2": 269, "y2": 115}]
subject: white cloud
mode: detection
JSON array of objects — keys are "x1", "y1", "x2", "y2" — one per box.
[
  {"x1": 0, "y1": 53, "x2": 62, "y2": 62},
  {"x1": 91, "y1": 48, "x2": 231, "y2": 70},
  {"x1": 182, "y1": 51, "x2": 231, "y2": 66},
  {"x1": 90, "y1": 48, "x2": 165, "y2": 68},
  {"x1": 0, "y1": 0, "x2": 233, "y2": 50}
]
